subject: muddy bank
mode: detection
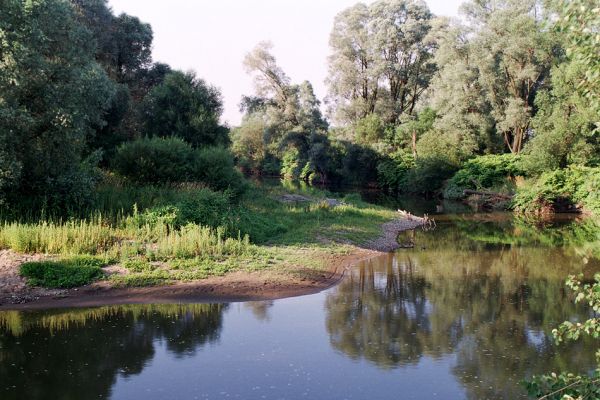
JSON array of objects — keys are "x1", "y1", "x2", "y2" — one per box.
[{"x1": 0, "y1": 216, "x2": 425, "y2": 310}]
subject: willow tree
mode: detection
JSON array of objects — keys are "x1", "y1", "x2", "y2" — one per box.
[
  {"x1": 463, "y1": 0, "x2": 559, "y2": 154},
  {"x1": 427, "y1": 18, "x2": 497, "y2": 157},
  {"x1": 326, "y1": 0, "x2": 435, "y2": 126},
  {"x1": 235, "y1": 42, "x2": 331, "y2": 180}
]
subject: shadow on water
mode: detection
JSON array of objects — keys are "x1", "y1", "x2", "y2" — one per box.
[
  {"x1": 325, "y1": 216, "x2": 600, "y2": 399},
  {"x1": 0, "y1": 304, "x2": 227, "y2": 400}
]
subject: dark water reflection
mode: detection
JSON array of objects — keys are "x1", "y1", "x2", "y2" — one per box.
[{"x1": 1, "y1": 216, "x2": 599, "y2": 399}]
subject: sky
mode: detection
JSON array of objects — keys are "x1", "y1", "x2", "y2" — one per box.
[{"x1": 108, "y1": 0, "x2": 463, "y2": 126}]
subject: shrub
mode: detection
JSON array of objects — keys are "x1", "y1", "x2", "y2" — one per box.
[
  {"x1": 513, "y1": 166, "x2": 600, "y2": 214},
  {"x1": 444, "y1": 154, "x2": 524, "y2": 199},
  {"x1": 403, "y1": 156, "x2": 458, "y2": 195},
  {"x1": 281, "y1": 147, "x2": 303, "y2": 180},
  {"x1": 192, "y1": 147, "x2": 247, "y2": 196},
  {"x1": 112, "y1": 138, "x2": 247, "y2": 196},
  {"x1": 175, "y1": 188, "x2": 232, "y2": 228},
  {"x1": 113, "y1": 137, "x2": 196, "y2": 184},
  {"x1": 377, "y1": 150, "x2": 415, "y2": 193},
  {"x1": 20, "y1": 256, "x2": 105, "y2": 288}
]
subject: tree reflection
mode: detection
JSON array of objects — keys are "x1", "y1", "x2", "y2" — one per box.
[
  {"x1": 326, "y1": 218, "x2": 599, "y2": 399},
  {"x1": 0, "y1": 303, "x2": 227, "y2": 400}
]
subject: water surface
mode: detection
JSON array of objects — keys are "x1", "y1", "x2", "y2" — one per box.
[{"x1": 1, "y1": 215, "x2": 599, "y2": 399}]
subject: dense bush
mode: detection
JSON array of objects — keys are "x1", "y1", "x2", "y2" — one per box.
[
  {"x1": 113, "y1": 137, "x2": 196, "y2": 184},
  {"x1": 403, "y1": 156, "x2": 459, "y2": 195},
  {"x1": 20, "y1": 257, "x2": 106, "y2": 288},
  {"x1": 131, "y1": 188, "x2": 232, "y2": 230},
  {"x1": 173, "y1": 189, "x2": 232, "y2": 228},
  {"x1": 443, "y1": 154, "x2": 524, "y2": 199},
  {"x1": 193, "y1": 147, "x2": 248, "y2": 196},
  {"x1": 377, "y1": 150, "x2": 415, "y2": 193},
  {"x1": 113, "y1": 137, "x2": 246, "y2": 195},
  {"x1": 513, "y1": 166, "x2": 600, "y2": 214},
  {"x1": 141, "y1": 71, "x2": 230, "y2": 147}
]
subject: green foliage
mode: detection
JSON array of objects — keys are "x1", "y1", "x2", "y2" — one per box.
[
  {"x1": 0, "y1": 0, "x2": 114, "y2": 210},
  {"x1": 170, "y1": 188, "x2": 231, "y2": 229},
  {"x1": 327, "y1": 0, "x2": 434, "y2": 125},
  {"x1": 461, "y1": 0, "x2": 559, "y2": 154},
  {"x1": 193, "y1": 147, "x2": 247, "y2": 196},
  {"x1": 20, "y1": 256, "x2": 105, "y2": 288},
  {"x1": 281, "y1": 148, "x2": 303, "y2": 180},
  {"x1": 113, "y1": 137, "x2": 246, "y2": 195},
  {"x1": 377, "y1": 150, "x2": 415, "y2": 193},
  {"x1": 513, "y1": 166, "x2": 600, "y2": 214},
  {"x1": 355, "y1": 114, "x2": 388, "y2": 144},
  {"x1": 141, "y1": 71, "x2": 229, "y2": 147},
  {"x1": 525, "y1": 274, "x2": 600, "y2": 399},
  {"x1": 556, "y1": 0, "x2": 600, "y2": 114},
  {"x1": 122, "y1": 259, "x2": 154, "y2": 273},
  {"x1": 392, "y1": 108, "x2": 437, "y2": 150},
  {"x1": 403, "y1": 156, "x2": 458, "y2": 195},
  {"x1": 113, "y1": 137, "x2": 196, "y2": 184},
  {"x1": 523, "y1": 59, "x2": 599, "y2": 175},
  {"x1": 444, "y1": 154, "x2": 523, "y2": 199}
]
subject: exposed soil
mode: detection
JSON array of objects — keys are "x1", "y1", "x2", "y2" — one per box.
[{"x1": 0, "y1": 215, "x2": 425, "y2": 310}]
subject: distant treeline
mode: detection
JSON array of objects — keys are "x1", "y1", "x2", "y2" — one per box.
[{"x1": 0, "y1": 0, "x2": 598, "y2": 215}]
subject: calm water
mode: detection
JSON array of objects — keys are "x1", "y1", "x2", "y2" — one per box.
[{"x1": 1, "y1": 215, "x2": 599, "y2": 399}]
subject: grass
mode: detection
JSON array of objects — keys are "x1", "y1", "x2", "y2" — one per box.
[
  {"x1": 5, "y1": 181, "x2": 398, "y2": 288},
  {"x1": 20, "y1": 256, "x2": 106, "y2": 288}
]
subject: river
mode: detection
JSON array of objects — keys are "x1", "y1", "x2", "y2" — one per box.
[{"x1": 1, "y1": 213, "x2": 598, "y2": 399}]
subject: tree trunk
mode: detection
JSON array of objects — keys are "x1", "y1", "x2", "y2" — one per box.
[{"x1": 411, "y1": 130, "x2": 418, "y2": 159}]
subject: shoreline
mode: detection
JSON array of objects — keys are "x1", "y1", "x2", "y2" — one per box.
[{"x1": 0, "y1": 216, "x2": 426, "y2": 311}]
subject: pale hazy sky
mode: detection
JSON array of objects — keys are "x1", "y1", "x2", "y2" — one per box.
[{"x1": 108, "y1": 0, "x2": 462, "y2": 126}]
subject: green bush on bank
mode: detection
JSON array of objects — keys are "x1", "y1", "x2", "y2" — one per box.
[
  {"x1": 444, "y1": 154, "x2": 524, "y2": 199},
  {"x1": 20, "y1": 256, "x2": 106, "y2": 288},
  {"x1": 112, "y1": 137, "x2": 246, "y2": 196},
  {"x1": 513, "y1": 166, "x2": 600, "y2": 214},
  {"x1": 377, "y1": 150, "x2": 415, "y2": 193}
]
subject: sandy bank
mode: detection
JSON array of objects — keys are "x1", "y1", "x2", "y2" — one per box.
[{"x1": 0, "y1": 215, "x2": 426, "y2": 310}]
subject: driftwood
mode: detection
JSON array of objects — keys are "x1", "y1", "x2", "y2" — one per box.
[{"x1": 463, "y1": 189, "x2": 513, "y2": 200}]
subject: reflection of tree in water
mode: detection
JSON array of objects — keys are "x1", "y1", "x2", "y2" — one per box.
[
  {"x1": 326, "y1": 218, "x2": 599, "y2": 399},
  {"x1": 0, "y1": 303, "x2": 227, "y2": 400},
  {"x1": 245, "y1": 301, "x2": 274, "y2": 322}
]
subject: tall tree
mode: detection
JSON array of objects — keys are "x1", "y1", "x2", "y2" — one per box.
[
  {"x1": 326, "y1": 0, "x2": 435, "y2": 125},
  {"x1": 427, "y1": 18, "x2": 497, "y2": 156},
  {"x1": 0, "y1": 0, "x2": 114, "y2": 208},
  {"x1": 141, "y1": 71, "x2": 229, "y2": 147},
  {"x1": 463, "y1": 0, "x2": 559, "y2": 154}
]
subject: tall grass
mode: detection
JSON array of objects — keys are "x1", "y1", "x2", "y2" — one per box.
[
  {"x1": 0, "y1": 217, "x2": 117, "y2": 255},
  {"x1": 0, "y1": 215, "x2": 252, "y2": 259}
]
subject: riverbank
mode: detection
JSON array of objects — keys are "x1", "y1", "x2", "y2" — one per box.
[{"x1": 0, "y1": 185, "x2": 427, "y2": 310}]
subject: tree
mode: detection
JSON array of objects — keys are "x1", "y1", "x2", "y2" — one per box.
[
  {"x1": 556, "y1": 0, "x2": 600, "y2": 115},
  {"x1": 0, "y1": 0, "x2": 114, "y2": 209},
  {"x1": 427, "y1": 18, "x2": 498, "y2": 156},
  {"x1": 236, "y1": 43, "x2": 330, "y2": 179},
  {"x1": 141, "y1": 71, "x2": 229, "y2": 147},
  {"x1": 522, "y1": 61, "x2": 599, "y2": 174},
  {"x1": 326, "y1": 0, "x2": 435, "y2": 125},
  {"x1": 393, "y1": 107, "x2": 436, "y2": 157},
  {"x1": 463, "y1": 0, "x2": 559, "y2": 154}
]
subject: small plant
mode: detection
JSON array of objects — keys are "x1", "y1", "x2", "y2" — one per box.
[
  {"x1": 524, "y1": 274, "x2": 600, "y2": 399},
  {"x1": 122, "y1": 259, "x2": 155, "y2": 273},
  {"x1": 20, "y1": 256, "x2": 106, "y2": 288}
]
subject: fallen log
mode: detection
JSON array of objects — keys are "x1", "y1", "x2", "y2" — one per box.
[{"x1": 463, "y1": 189, "x2": 513, "y2": 200}]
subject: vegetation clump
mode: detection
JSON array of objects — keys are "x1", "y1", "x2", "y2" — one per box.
[{"x1": 20, "y1": 257, "x2": 106, "y2": 288}]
